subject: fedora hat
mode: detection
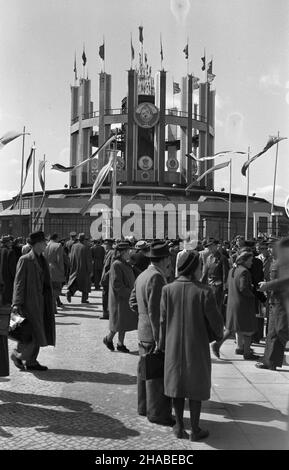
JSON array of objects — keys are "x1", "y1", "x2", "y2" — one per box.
[
  {"x1": 148, "y1": 240, "x2": 170, "y2": 259},
  {"x1": 177, "y1": 250, "x2": 200, "y2": 276},
  {"x1": 115, "y1": 241, "x2": 131, "y2": 251},
  {"x1": 28, "y1": 230, "x2": 46, "y2": 246}
]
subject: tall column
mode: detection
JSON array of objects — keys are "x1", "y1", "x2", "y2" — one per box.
[
  {"x1": 126, "y1": 69, "x2": 138, "y2": 185},
  {"x1": 98, "y1": 73, "x2": 112, "y2": 168},
  {"x1": 155, "y1": 71, "x2": 166, "y2": 185},
  {"x1": 180, "y1": 76, "x2": 188, "y2": 183},
  {"x1": 80, "y1": 79, "x2": 91, "y2": 186},
  {"x1": 198, "y1": 82, "x2": 207, "y2": 186},
  {"x1": 206, "y1": 89, "x2": 215, "y2": 190},
  {"x1": 187, "y1": 75, "x2": 193, "y2": 186},
  {"x1": 70, "y1": 85, "x2": 79, "y2": 187}
]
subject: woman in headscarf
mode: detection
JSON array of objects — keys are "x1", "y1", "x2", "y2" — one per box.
[
  {"x1": 212, "y1": 250, "x2": 259, "y2": 360},
  {"x1": 158, "y1": 251, "x2": 223, "y2": 441},
  {"x1": 103, "y1": 241, "x2": 137, "y2": 353}
]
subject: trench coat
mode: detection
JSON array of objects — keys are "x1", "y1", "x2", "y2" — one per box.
[
  {"x1": 108, "y1": 259, "x2": 137, "y2": 333},
  {"x1": 159, "y1": 277, "x2": 223, "y2": 400},
  {"x1": 1, "y1": 246, "x2": 17, "y2": 305},
  {"x1": 12, "y1": 250, "x2": 56, "y2": 347},
  {"x1": 44, "y1": 240, "x2": 65, "y2": 283},
  {"x1": 67, "y1": 242, "x2": 92, "y2": 293},
  {"x1": 226, "y1": 265, "x2": 258, "y2": 333}
]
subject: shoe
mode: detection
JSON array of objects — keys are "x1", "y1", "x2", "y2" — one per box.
[
  {"x1": 57, "y1": 300, "x2": 64, "y2": 307},
  {"x1": 117, "y1": 344, "x2": 130, "y2": 353},
  {"x1": 81, "y1": 300, "x2": 89, "y2": 304},
  {"x1": 138, "y1": 411, "x2": 147, "y2": 417},
  {"x1": 10, "y1": 353, "x2": 25, "y2": 371},
  {"x1": 149, "y1": 417, "x2": 176, "y2": 427},
  {"x1": 255, "y1": 362, "x2": 276, "y2": 371},
  {"x1": 102, "y1": 311, "x2": 109, "y2": 319},
  {"x1": 26, "y1": 363, "x2": 48, "y2": 371},
  {"x1": 212, "y1": 342, "x2": 220, "y2": 359},
  {"x1": 235, "y1": 347, "x2": 253, "y2": 355},
  {"x1": 173, "y1": 425, "x2": 189, "y2": 439},
  {"x1": 190, "y1": 428, "x2": 210, "y2": 441},
  {"x1": 243, "y1": 353, "x2": 260, "y2": 360},
  {"x1": 103, "y1": 336, "x2": 114, "y2": 351},
  {"x1": 66, "y1": 291, "x2": 72, "y2": 303}
]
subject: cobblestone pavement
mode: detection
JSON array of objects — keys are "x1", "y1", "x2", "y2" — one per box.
[{"x1": 0, "y1": 289, "x2": 289, "y2": 450}]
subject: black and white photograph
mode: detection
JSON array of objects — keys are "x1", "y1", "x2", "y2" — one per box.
[{"x1": 0, "y1": 0, "x2": 289, "y2": 458}]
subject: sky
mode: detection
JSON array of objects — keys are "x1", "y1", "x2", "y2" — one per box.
[{"x1": 0, "y1": 0, "x2": 288, "y2": 206}]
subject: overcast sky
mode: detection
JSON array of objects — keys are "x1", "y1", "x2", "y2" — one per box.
[{"x1": 0, "y1": 0, "x2": 288, "y2": 206}]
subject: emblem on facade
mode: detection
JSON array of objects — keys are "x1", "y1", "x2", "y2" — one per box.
[
  {"x1": 138, "y1": 155, "x2": 153, "y2": 171},
  {"x1": 134, "y1": 102, "x2": 159, "y2": 128}
]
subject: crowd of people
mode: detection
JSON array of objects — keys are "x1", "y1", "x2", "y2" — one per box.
[{"x1": 0, "y1": 229, "x2": 289, "y2": 442}]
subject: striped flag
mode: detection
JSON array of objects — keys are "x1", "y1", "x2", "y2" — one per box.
[
  {"x1": 89, "y1": 152, "x2": 115, "y2": 201},
  {"x1": 82, "y1": 48, "x2": 87, "y2": 66},
  {"x1": 191, "y1": 150, "x2": 246, "y2": 162},
  {"x1": 51, "y1": 134, "x2": 116, "y2": 173},
  {"x1": 0, "y1": 130, "x2": 23, "y2": 149},
  {"x1": 241, "y1": 136, "x2": 287, "y2": 176},
  {"x1": 38, "y1": 160, "x2": 46, "y2": 192},
  {"x1": 195, "y1": 160, "x2": 230, "y2": 184},
  {"x1": 173, "y1": 82, "x2": 181, "y2": 94},
  {"x1": 12, "y1": 145, "x2": 35, "y2": 208}
]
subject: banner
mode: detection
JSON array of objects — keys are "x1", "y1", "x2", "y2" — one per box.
[
  {"x1": 241, "y1": 136, "x2": 287, "y2": 176},
  {"x1": 194, "y1": 160, "x2": 230, "y2": 184},
  {"x1": 0, "y1": 130, "x2": 23, "y2": 149}
]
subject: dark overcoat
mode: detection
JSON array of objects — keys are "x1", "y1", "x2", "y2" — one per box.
[
  {"x1": 12, "y1": 250, "x2": 56, "y2": 346},
  {"x1": 108, "y1": 259, "x2": 137, "y2": 332},
  {"x1": 67, "y1": 242, "x2": 92, "y2": 293},
  {"x1": 159, "y1": 277, "x2": 223, "y2": 400},
  {"x1": 226, "y1": 265, "x2": 258, "y2": 333}
]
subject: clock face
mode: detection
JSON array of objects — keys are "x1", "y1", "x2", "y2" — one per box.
[
  {"x1": 134, "y1": 102, "x2": 159, "y2": 128},
  {"x1": 138, "y1": 155, "x2": 153, "y2": 171}
]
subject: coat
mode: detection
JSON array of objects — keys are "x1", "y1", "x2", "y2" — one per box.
[
  {"x1": 91, "y1": 244, "x2": 105, "y2": 271},
  {"x1": 44, "y1": 240, "x2": 65, "y2": 283},
  {"x1": 1, "y1": 246, "x2": 17, "y2": 305},
  {"x1": 129, "y1": 264, "x2": 167, "y2": 343},
  {"x1": 226, "y1": 265, "x2": 258, "y2": 333},
  {"x1": 100, "y1": 249, "x2": 114, "y2": 288},
  {"x1": 108, "y1": 259, "x2": 137, "y2": 333},
  {"x1": 67, "y1": 242, "x2": 92, "y2": 293},
  {"x1": 159, "y1": 277, "x2": 223, "y2": 400},
  {"x1": 12, "y1": 250, "x2": 56, "y2": 346}
]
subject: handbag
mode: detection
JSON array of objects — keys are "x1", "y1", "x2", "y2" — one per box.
[
  {"x1": 139, "y1": 351, "x2": 165, "y2": 380},
  {"x1": 8, "y1": 312, "x2": 31, "y2": 342}
]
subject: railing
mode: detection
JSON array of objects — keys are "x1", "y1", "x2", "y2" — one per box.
[{"x1": 71, "y1": 109, "x2": 207, "y2": 124}]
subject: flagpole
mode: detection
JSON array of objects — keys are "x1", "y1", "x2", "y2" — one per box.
[
  {"x1": 111, "y1": 134, "x2": 117, "y2": 238},
  {"x1": 19, "y1": 125, "x2": 26, "y2": 218},
  {"x1": 228, "y1": 159, "x2": 232, "y2": 241},
  {"x1": 187, "y1": 36, "x2": 189, "y2": 76},
  {"x1": 130, "y1": 33, "x2": 133, "y2": 70},
  {"x1": 245, "y1": 146, "x2": 250, "y2": 239},
  {"x1": 271, "y1": 130, "x2": 280, "y2": 235},
  {"x1": 103, "y1": 36, "x2": 105, "y2": 73},
  {"x1": 32, "y1": 143, "x2": 36, "y2": 231}
]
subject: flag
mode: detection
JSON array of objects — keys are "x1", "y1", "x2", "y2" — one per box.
[
  {"x1": 173, "y1": 82, "x2": 181, "y2": 94},
  {"x1": 160, "y1": 36, "x2": 164, "y2": 63},
  {"x1": 194, "y1": 160, "x2": 230, "y2": 184},
  {"x1": 241, "y1": 136, "x2": 287, "y2": 176},
  {"x1": 190, "y1": 150, "x2": 246, "y2": 162},
  {"x1": 82, "y1": 48, "x2": 87, "y2": 66},
  {"x1": 99, "y1": 43, "x2": 105, "y2": 60},
  {"x1": 131, "y1": 37, "x2": 135, "y2": 62},
  {"x1": 73, "y1": 54, "x2": 78, "y2": 80},
  {"x1": 89, "y1": 152, "x2": 115, "y2": 201},
  {"x1": 207, "y1": 59, "x2": 215, "y2": 83},
  {"x1": 12, "y1": 145, "x2": 35, "y2": 208},
  {"x1": 144, "y1": 53, "x2": 147, "y2": 63},
  {"x1": 0, "y1": 130, "x2": 23, "y2": 149},
  {"x1": 183, "y1": 44, "x2": 188, "y2": 59},
  {"x1": 139, "y1": 26, "x2": 143, "y2": 44},
  {"x1": 38, "y1": 160, "x2": 46, "y2": 192},
  {"x1": 201, "y1": 52, "x2": 206, "y2": 71},
  {"x1": 52, "y1": 134, "x2": 116, "y2": 173}
]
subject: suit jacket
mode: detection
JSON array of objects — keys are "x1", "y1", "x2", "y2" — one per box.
[{"x1": 129, "y1": 264, "x2": 167, "y2": 344}]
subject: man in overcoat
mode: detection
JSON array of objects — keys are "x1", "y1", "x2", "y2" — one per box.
[
  {"x1": 129, "y1": 240, "x2": 174, "y2": 426},
  {"x1": 45, "y1": 233, "x2": 65, "y2": 308},
  {"x1": 100, "y1": 239, "x2": 114, "y2": 319},
  {"x1": 66, "y1": 233, "x2": 92, "y2": 304},
  {"x1": 11, "y1": 230, "x2": 56, "y2": 371},
  {"x1": 91, "y1": 239, "x2": 105, "y2": 290}
]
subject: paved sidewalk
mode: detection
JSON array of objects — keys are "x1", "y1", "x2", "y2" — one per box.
[{"x1": 0, "y1": 289, "x2": 288, "y2": 450}]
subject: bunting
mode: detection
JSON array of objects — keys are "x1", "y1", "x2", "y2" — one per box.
[
  {"x1": 82, "y1": 48, "x2": 87, "y2": 66},
  {"x1": 51, "y1": 134, "x2": 116, "y2": 173},
  {"x1": 0, "y1": 130, "x2": 24, "y2": 149},
  {"x1": 195, "y1": 161, "x2": 230, "y2": 184},
  {"x1": 173, "y1": 82, "x2": 181, "y2": 94},
  {"x1": 12, "y1": 145, "x2": 35, "y2": 208},
  {"x1": 139, "y1": 26, "x2": 143, "y2": 44},
  {"x1": 241, "y1": 136, "x2": 287, "y2": 176},
  {"x1": 187, "y1": 150, "x2": 246, "y2": 162},
  {"x1": 33, "y1": 159, "x2": 46, "y2": 224},
  {"x1": 183, "y1": 44, "x2": 188, "y2": 59},
  {"x1": 99, "y1": 42, "x2": 105, "y2": 60},
  {"x1": 201, "y1": 52, "x2": 206, "y2": 71}
]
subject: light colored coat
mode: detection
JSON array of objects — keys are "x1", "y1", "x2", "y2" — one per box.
[
  {"x1": 44, "y1": 240, "x2": 65, "y2": 283},
  {"x1": 159, "y1": 277, "x2": 223, "y2": 400}
]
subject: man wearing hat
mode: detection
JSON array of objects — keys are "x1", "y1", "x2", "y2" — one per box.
[
  {"x1": 65, "y1": 231, "x2": 77, "y2": 254},
  {"x1": 11, "y1": 230, "x2": 56, "y2": 371},
  {"x1": 67, "y1": 233, "x2": 92, "y2": 304},
  {"x1": 100, "y1": 239, "x2": 114, "y2": 319},
  {"x1": 130, "y1": 240, "x2": 150, "y2": 275},
  {"x1": 129, "y1": 240, "x2": 174, "y2": 426}
]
